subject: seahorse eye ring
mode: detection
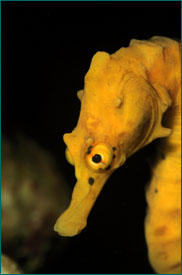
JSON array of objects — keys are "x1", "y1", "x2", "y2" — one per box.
[{"x1": 86, "y1": 142, "x2": 113, "y2": 171}]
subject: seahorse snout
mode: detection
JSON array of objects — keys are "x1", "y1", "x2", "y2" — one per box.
[
  {"x1": 54, "y1": 209, "x2": 87, "y2": 237},
  {"x1": 54, "y1": 173, "x2": 110, "y2": 237}
]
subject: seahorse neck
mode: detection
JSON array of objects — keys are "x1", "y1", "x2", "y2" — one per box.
[{"x1": 115, "y1": 37, "x2": 181, "y2": 107}]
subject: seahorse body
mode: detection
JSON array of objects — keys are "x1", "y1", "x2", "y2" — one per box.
[{"x1": 54, "y1": 37, "x2": 181, "y2": 274}]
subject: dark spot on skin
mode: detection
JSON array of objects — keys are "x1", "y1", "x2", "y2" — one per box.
[
  {"x1": 88, "y1": 177, "x2": 94, "y2": 185},
  {"x1": 105, "y1": 164, "x2": 111, "y2": 171},
  {"x1": 154, "y1": 226, "x2": 167, "y2": 236},
  {"x1": 113, "y1": 154, "x2": 116, "y2": 159},
  {"x1": 92, "y1": 154, "x2": 102, "y2": 163},
  {"x1": 112, "y1": 147, "x2": 116, "y2": 151},
  {"x1": 87, "y1": 146, "x2": 93, "y2": 154},
  {"x1": 157, "y1": 251, "x2": 168, "y2": 260},
  {"x1": 161, "y1": 153, "x2": 166, "y2": 160},
  {"x1": 154, "y1": 188, "x2": 158, "y2": 193},
  {"x1": 169, "y1": 208, "x2": 181, "y2": 219},
  {"x1": 170, "y1": 262, "x2": 181, "y2": 270}
]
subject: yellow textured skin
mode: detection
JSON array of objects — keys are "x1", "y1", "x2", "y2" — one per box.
[{"x1": 54, "y1": 37, "x2": 181, "y2": 274}]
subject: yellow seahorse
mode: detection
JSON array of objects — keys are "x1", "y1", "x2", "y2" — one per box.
[{"x1": 54, "y1": 37, "x2": 181, "y2": 274}]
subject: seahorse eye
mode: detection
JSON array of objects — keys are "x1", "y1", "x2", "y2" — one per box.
[
  {"x1": 65, "y1": 148, "x2": 74, "y2": 165},
  {"x1": 92, "y1": 154, "x2": 102, "y2": 163},
  {"x1": 86, "y1": 143, "x2": 113, "y2": 171}
]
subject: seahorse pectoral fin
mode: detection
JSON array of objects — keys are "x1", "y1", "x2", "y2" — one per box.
[{"x1": 54, "y1": 177, "x2": 107, "y2": 237}]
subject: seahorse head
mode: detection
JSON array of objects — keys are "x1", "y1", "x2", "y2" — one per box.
[{"x1": 54, "y1": 50, "x2": 171, "y2": 236}]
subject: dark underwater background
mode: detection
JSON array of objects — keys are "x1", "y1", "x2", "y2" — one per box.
[{"x1": 2, "y1": 1, "x2": 181, "y2": 274}]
